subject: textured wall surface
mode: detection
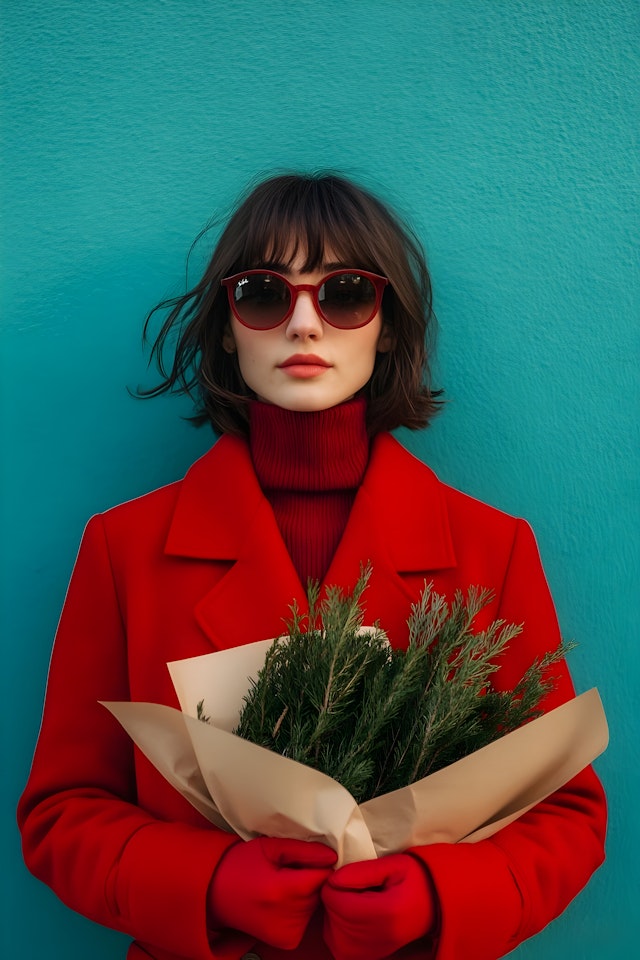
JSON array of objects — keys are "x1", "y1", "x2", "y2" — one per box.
[{"x1": 2, "y1": 1, "x2": 638, "y2": 958}]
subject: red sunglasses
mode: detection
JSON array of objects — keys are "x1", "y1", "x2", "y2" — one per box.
[{"x1": 221, "y1": 268, "x2": 388, "y2": 330}]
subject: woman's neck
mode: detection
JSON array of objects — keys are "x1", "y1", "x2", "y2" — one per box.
[
  {"x1": 249, "y1": 398, "x2": 369, "y2": 585},
  {"x1": 249, "y1": 398, "x2": 369, "y2": 491}
]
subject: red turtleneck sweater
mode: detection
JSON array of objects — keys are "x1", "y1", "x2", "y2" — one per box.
[{"x1": 249, "y1": 398, "x2": 370, "y2": 587}]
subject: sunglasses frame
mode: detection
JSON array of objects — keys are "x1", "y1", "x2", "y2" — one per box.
[{"x1": 221, "y1": 268, "x2": 389, "y2": 330}]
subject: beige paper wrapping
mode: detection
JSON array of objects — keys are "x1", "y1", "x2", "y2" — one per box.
[{"x1": 102, "y1": 638, "x2": 608, "y2": 867}]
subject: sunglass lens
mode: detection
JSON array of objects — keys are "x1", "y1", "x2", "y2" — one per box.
[
  {"x1": 232, "y1": 273, "x2": 290, "y2": 328},
  {"x1": 320, "y1": 273, "x2": 378, "y2": 327}
]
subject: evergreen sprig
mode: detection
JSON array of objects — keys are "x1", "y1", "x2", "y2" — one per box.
[{"x1": 226, "y1": 564, "x2": 571, "y2": 804}]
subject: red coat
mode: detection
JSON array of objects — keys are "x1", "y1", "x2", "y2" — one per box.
[{"x1": 18, "y1": 433, "x2": 606, "y2": 960}]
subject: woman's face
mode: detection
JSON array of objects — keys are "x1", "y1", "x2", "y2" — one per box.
[{"x1": 223, "y1": 252, "x2": 392, "y2": 412}]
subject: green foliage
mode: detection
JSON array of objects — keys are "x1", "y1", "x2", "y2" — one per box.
[
  {"x1": 196, "y1": 700, "x2": 210, "y2": 724},
  {"x1": 231, "y1": 564, "x2": 571, "y2": 804}
]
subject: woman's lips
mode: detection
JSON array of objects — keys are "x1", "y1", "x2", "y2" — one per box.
[{"x1": 278, "y1": 355, "x2": 332, "y2": 379}]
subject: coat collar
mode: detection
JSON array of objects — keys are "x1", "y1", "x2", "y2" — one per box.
[
  {"x1": 165, "y1": 434, "x2": 268, "y2": 561},
  {"x1": 164, "y1": 433, "x2": 457, "y2": 649},
  {"x1": 165, "y1": 433, "x2": 455, "y2": 569}
]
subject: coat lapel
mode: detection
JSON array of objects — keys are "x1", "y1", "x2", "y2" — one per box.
[
  {"x1": 324, "y1": 433, "x2": 457, "y2": 645},
  {"x1": 164, "y1": 435, "x2": 305, "y2": 649},
  {"x1": 163, "y1": 432, "x2": 457, "y2": 651}
]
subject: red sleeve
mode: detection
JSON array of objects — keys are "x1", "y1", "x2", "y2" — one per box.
[
  {"x1": 17, "y1": 515, "x2": 248, "y2": 960},
  {"x1": 409, "y1": 520, "x2": 607, "y2": 960}
]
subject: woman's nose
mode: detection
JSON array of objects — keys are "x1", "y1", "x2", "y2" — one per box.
[{"x1": 285, "y1": 291, "x2": 324, "y2": 340}]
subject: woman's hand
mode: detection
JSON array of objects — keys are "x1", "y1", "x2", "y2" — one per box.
[
  {"x1": 322, "y1": 853, "x2": 438, "y2": 960},
  {"x1": 208, "y1": 836, "x2": 337, "y2": 949}
]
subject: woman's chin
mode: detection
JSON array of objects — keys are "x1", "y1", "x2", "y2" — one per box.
[{"x1": 266, "y1": 395, "x2": 355, "y2": 413}]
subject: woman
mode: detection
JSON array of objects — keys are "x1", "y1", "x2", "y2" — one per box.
[{"x1": 18, "y1": 173, "x2": 606, "y2": 960}]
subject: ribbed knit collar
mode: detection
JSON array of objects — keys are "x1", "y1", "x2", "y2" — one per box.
[{"x1": 249, "y1": 398, "x2": 370, "y2": 493}]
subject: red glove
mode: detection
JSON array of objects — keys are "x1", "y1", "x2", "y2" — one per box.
[
  {"x1": 321, "y1": 853, "x2": 438, "y2": 960},
  {"x1": 208, "y1": 836, "x2": 337, "y2": 949}
]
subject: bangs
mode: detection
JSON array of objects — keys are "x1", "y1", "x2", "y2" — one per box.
[{"x1": 236, "y1": 175, "x2": 383, "y2": 273}]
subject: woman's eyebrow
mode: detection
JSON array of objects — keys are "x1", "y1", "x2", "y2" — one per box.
[
  {"x1": 249, "y1": 259, "x2": 287, "y2": 272},
  {"x1": 248, "y1": 259, "x2": 355, "y2": 275},
  {"x1": 323, "y1": 261, "x2": 349, "y2": 272}
]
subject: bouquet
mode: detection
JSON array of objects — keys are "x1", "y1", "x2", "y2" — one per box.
[
  {"x1": 221, "y1": 564, "x2": 569, "y2": 804},
  {"x1": 103, "y1": 567, "x2": 608, "y2": 865}
]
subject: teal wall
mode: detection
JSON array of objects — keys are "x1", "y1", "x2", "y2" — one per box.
[{"x1": 2, "y1": 1, "x2": 638, "y2": 957}]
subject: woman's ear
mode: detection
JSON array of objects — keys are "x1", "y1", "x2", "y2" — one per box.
[
  {"x1": 222, "y1": 324, "x2": 237, "y2": 354},
  {"x1": 377, "y1": 324, "x2": 394, "y2": 353}
]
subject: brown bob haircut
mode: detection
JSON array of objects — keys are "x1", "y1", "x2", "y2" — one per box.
[{"x1": 142, "y1": 172, "x2": 442, "y2": 436}]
